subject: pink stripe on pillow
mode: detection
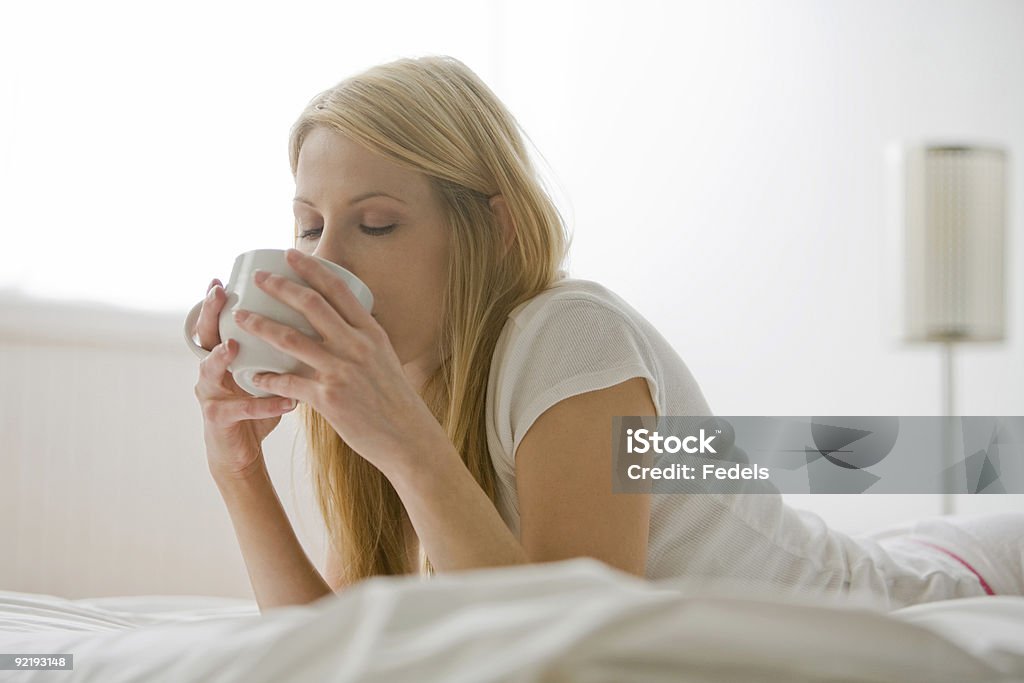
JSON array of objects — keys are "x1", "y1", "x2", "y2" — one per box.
[{"x1": 910, "y1": 538, "x2": 996, "y2": 596}]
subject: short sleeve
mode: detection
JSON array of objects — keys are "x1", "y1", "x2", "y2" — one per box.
[{"x1": 501, "y1": 295, "x2": 661, "y2": 464}]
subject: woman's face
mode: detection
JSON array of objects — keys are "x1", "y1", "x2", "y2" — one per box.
[{"x1": 292, "y1": 126, "x2": 450, "y2": 384}]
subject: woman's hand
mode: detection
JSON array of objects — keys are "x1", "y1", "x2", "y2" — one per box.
[
  {"x1": 231, "y1": 249, "x2": 445, "y2": 477},
  {"x1": 192, "y1": 278, "x2": 299, "y2": 481}
]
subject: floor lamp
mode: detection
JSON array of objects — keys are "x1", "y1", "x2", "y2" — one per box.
[{"x1": 893, "y1": 142, "x2": 1008, "y2": 515}]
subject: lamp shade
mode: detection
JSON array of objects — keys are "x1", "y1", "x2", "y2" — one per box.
[{"x1": 896, "y1": 143, "x2": 1008, "y2": 343}]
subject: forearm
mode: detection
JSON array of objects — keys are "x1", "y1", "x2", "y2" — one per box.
[
  {"x1": 385, "y1": 439, "x2": 529, "y2": 573},
  {"x1": 214, "y1": 460, "x2": 333, "y2": 611}
]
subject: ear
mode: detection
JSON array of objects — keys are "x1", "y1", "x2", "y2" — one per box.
[{"x1": 488, "y1": 193, "x2": 516, "y2": 253}]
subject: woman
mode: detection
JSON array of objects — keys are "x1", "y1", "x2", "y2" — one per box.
[{"x1": 192, "y1": 55, "x2": 1023, "y2": 612}]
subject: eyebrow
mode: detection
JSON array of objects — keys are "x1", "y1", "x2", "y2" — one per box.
[{"x1": 293, "y1": 191, "x2": 407, "y2": 208}]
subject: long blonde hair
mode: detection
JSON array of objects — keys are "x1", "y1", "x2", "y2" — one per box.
[{"x1": 287, "y1": 55, "x2": 571, "y2": 584}]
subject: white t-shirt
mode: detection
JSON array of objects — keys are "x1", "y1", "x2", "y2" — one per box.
[{"x1": 484, "y1": 275, "x2": 988, "y2": 608}]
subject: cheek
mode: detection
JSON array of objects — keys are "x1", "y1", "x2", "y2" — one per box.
[
  {"x1": 357, "y1": 225, "x2": 449, "y2": 328},
  {"x1": 419, "y1": 230, "x2": 450, "y2": 287},
  {"x1": 363, "y1": 265, "x2": 444, "y2": 337},
  {"x1": 371, "y1": 268, "x2": 438, "y2": 318}
]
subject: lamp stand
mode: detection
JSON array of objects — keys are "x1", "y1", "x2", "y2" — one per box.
[{"x1": 940, "y1": 340, "x2": 955, "y2": 515}]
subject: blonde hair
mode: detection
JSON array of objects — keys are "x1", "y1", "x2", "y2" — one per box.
[{"x1": 287, "y1": 55, "x2": 571, "y2": 584}]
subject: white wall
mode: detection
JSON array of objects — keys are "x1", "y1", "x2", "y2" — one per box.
[{"x1": 493, "y1": 0, "x2": 1024, "y2": 418}]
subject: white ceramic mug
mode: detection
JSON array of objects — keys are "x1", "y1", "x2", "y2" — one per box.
[{"x1": 183, "y1": 249, "x2": 374, "y2": 397}]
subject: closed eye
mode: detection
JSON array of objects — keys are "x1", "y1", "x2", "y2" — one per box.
[
  {"x1": 297, "y1": 225, "x2": 396, "y2": 241},
  {"x1": 360, "y1": 224, "x2": 397, "y2": 236}
]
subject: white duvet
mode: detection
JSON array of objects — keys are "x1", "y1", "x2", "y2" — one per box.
[{"x1": 1, "y1": 557, "x2": 1022, "y2": 682}]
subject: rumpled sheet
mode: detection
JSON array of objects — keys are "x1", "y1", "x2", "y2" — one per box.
[{"x1": 1, "y1": 557, "x2": 1022, "y2": 682}]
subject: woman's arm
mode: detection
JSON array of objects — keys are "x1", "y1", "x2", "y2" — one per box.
[
  {"x1": 384, "y1": 439, "x2": 529, "y2": 572},
  {"x1": 384, "y1": 376, "x2": 655, "y2": 576},
  {"x1": 515, "y1": 376, "x2": 654, "y2": 576},
  {"x1": 214, "y1": 459, "x2": 334, "y2": 611}
]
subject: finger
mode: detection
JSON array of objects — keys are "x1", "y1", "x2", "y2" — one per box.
[
  {"x1": 233, "y1": 308, "x2": 337, "y2": 374},
  {"x1": 196, "y1": 280, "x2": 225, "y2": 351},
  {"x1": 248, "y1": 369, "x2": 318, "y2": 406},
  {"x1": 201, "y1": 394, "x2": 298, "y2": 426},
  {"x1": 197, "y1": 338, "x2": 237, "y2": 395},
  {"x1": 284, "y1": 249, "x2": 374, "y2": 329},
  {"x1": 251, "y1": 269, "x2": 353, "y2": 347}
]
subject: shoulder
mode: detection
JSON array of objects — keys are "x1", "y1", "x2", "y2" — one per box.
[
  {"x1": 492, "y1": 277, "x2": 658, "y2": 395},
  {"x1": 505, "y1": 276, "x2": 648, "y2": 343},
  {"x1": 488, "y1": 275, "x2": 663, "y2": 445}
]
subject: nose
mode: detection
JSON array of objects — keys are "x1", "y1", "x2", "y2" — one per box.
[
  {"x1": 311, "y1": 243, "x2": 332, "y2": 264},
  {"x1": 310, "y1": 229, "x2": 361, "y2": 276},
  {"x1": 312, "y1": 247, "x2": 335, "y2": 265},
  {"x1": 311, "y1": 246, "x2": 353, "y2": 276}
]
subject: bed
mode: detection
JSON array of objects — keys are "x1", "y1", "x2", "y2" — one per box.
[{"x1": 1, "y1": 557, "x2": 1022, "y2": 682}]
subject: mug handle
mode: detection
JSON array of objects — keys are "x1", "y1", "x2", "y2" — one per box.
[{"x1": 183, "y1": 300, "x2": 213, "y2": 360}]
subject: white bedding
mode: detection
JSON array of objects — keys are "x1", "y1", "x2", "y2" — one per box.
[{"x1": 1, "y1": 557, "x2": 1022, "y2": 682}]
